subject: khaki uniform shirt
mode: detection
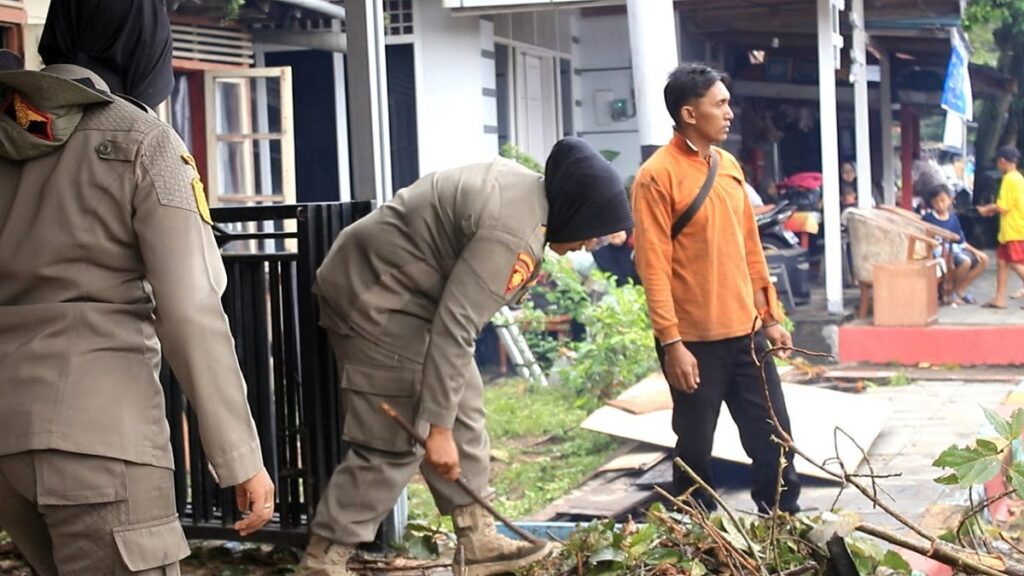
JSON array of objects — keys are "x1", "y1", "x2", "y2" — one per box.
[
  {"x1": 0, "y1": 69, "x2": 263, "y2": 487},
  {"x1": 316, "y1": 159, "x2": 548, "y2": 429}
]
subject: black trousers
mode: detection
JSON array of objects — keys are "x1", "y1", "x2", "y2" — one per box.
[{"x1": 656, "y1": 332, "x2": 801, "y2": 513}]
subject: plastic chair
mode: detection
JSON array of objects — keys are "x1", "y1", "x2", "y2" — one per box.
[{"x1": 844, "y1": 208, "x2": 940, "y2": 318}]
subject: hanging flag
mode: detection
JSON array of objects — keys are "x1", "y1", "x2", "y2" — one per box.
[
  {"x1": 941, "y1": 30, "x2": 973, "y2": 121},
  {"x1": 942, "y1": 110, "x2": 966, "y2": 152}
]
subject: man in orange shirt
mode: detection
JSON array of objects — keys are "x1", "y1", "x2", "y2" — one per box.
[{"x1": 632, "y1": 63, "x2": 801, "y2": 513}]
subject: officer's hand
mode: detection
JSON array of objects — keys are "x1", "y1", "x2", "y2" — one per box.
[
  {"x1": 664, "y1": 342, "x2": 700, "y2": 393},
  {"x1": 425, "y1": 426, "x2": 461, "y2": 482},
  {"x1": 233, "y1": 468, "x2": 275, "y2": 537},
  {"x1": 764, "y1": 323, "x2": 793, "y2": 359}
]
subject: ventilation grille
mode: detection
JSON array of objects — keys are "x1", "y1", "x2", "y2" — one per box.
[
  {"x1": 252, "y1": 18, "x2": 344, "y2": 33},
  {"x1": 385, "y1": 0, "x2": 414, "y2": 36},
  {"x1": 171, "y1": 24, "x2": 254, "y2": 67}
]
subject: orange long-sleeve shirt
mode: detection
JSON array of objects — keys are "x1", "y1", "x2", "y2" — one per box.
[{"x1": 632, "y1": 134, "x2": 780, "y2": 343}]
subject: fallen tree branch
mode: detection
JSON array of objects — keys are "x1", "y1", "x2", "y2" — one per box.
[
  {"x1": 746, "y1": 317, "x2": 1024, "y2": 573},
  {"x1": 672, "y1": 458, "x2": 769, "y2": 575},
  {"x1": 958, "y1": 489, "x2": 1016, "y2": 550},
  {"x1": 855, "y1": 523, "x2": 1024, "y2": 576},
  {"x1": 653, "y1": 486, "x2": 761, "y2": 575}
]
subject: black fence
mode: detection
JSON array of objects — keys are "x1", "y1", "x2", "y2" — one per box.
[{"x1": 161, "y1": 202, "x2": 373, "y2": 547}]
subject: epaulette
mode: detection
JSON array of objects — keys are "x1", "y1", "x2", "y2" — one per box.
[{"x1": 115, "y1": 93, "x2": 158, "y2": 118}]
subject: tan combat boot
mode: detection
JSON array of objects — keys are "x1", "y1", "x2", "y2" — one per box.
[
  {"x1": 294, "y1": 534, "x2": 357, "y2": 576},
  {"x1": 452, "y1": 503, "x2": 552, "y2": 576}
]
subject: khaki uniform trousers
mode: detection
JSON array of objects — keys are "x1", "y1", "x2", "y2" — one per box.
[
  {"x1": 0, "y1": 451, "x2": 189, "y2": 575},
  {"x1": 311, "y1": 330, "x2": 490, "y2": 545}
]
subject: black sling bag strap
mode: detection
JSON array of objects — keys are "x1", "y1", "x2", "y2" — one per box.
[{"x1": 671, "y1": 150, "x2": 719, "y2": 239}]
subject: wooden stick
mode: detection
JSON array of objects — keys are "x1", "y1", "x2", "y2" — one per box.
[
  {"x1": 672, "y1": 458, "x2": 769, "y2": 576},
  {"x1": 653, "y1": 486, "x2": 761, "y2": 576},
  {"x1": 855, "y1": 523, "x2": 1024, "y2": 576},
  {"x1": 775, "y1": 563, "x2": 817, "y2": 576},
  {"x1": 379, "y1": 402, "x2": 540, "y2": 544}
]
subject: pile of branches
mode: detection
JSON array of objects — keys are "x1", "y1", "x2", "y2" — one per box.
[
  {"x1": 524, "y1": 502, "x2": 911, "y2": 575},
  {"x1": 522, "y1": 319, "x2": 1024, "y2": 575}
]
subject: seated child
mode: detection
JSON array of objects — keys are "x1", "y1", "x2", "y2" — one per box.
[{"x1": 923, "y1": 185, "x2": 989, "y2": 304}]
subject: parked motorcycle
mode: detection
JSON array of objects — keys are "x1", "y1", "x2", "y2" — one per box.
[
  {"x1": 756, "y1": 200, "x2": 812, "y2": 306},
  {"x1": 757, "y1": 200, "x2": 800, "y2": 251}
]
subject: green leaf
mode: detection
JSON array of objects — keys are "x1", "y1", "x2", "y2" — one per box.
[
  {"x1": 1009, "y1": 461, "x2": 1024, "y2": 496},
  {"x1": 983, "y1": 406, "x2": 1014, "y2": 441},
  {"x1": 588, "y1": 546, "x2": 627, "y2": 565},
  {"x1": 404, "y1": 534, "x2": 438, "y2": 560},
  {"x1": 846, "y1": 541, "x2": 876, "y2": 574},
  {"x1": 643, "y1": 547, "x2": 683, "y2": 566},
  {"x1": 932, "y1": 445, "x2": 1002, "y2": 486},
  {"x1": 880, "y1": 550, "x2": 912, "y2": 570},
  {"x1": 627, "y1": 524, "x2": 659, "y2": 555},
  {"x1": 977, "y1": 438, "x2": 1001, "y2": 456},
  {"x1": 1012, "y1": 408, "x2": 1024, "y2": 439},
  {"x1": 683, "y1": 559, "x2": 708, "y2": 576},
  {"x1": 933, "y1": 472, "x2": 960, "y2": 485},
  {"x1": 958, "y1": 456, "x2": 1002, "y2": 486},
  {"x1": 933, "y1": 445, "x2": 977, "y2": 468},
  {"x1": 938, "y1": 530, "x2": 957, "y2": 543}
]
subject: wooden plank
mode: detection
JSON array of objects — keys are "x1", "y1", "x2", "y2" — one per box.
[
  {"x1": 597, "y1": 446, "x2": 668, "y2": 473},
  {"x1": 550, "y1": 470, "x2": 656, "y2": 519},
  {"x1": 173, "y1": 50, "x2": 254, "y2": 65},
  {"x1": 0, "y1": 5, "x2": 25, "y2": 24},
  {"x1": 172, "y1": 58, "x2": 247, "y2": 71}
]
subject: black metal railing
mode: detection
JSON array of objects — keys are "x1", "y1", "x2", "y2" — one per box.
[{"x1": 161, "y1": 202, "x2": 373, "y2": 547}]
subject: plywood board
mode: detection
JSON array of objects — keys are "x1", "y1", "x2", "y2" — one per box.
[
  {"x1": 607, "y1": 391, "x2": 673, "y2": 414},
  {"x1": 597, "y1": 446, "x2": 669, "y2": 473},
  {"x1": 552, "y1": 470, "x2": 657, "y2": 518},
  {"x1": 581, "y1": 374, "x2": 891, "y2": 481}
]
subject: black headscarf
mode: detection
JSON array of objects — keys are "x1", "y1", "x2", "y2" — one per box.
[
  {"x1": 544, "y1": 137, "x2": 633, "y2": 243},
  {"x1": 38, "y1": 0, "x2": 174, "y2": 108}
]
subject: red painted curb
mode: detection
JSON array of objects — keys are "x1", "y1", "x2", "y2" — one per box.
[
  {"x1": 839, "y1": 324, "x2": 1024, "y2": 366},
  {"x1": 903, "y1": 551, "x2": 954, "y2": 576}
]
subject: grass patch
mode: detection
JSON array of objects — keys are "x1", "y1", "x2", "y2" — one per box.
[
  {"x1": 408, "y1": 378, "x2": 618, "y2": 525},
  {"x1": 887, "y1": 371, "x2": 912, "y2": 387}
]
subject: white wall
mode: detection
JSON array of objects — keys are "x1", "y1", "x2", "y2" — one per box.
[
  {"x1": 23, "y1": 0, "x2": 50, "y2": 70},
  {"x1": 415, "y1": 1, "x2": 491, "y2": 175},
  {"x1": 577, "y1": 12, "x2": 641, "y2": 178}
]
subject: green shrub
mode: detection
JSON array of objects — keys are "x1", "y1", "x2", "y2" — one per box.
[
  {"x1": 512, "y1": 253, "x2": 658, "y2": 411},
  {"x1": 499, "y1": 143, "x2": 544, "y2": 174}
]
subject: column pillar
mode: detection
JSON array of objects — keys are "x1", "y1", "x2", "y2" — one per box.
[
  {"x1": 879, "y1": 48, "x2": 896, "y2": 205},
  {"x1": 850, "y1": 0, "x2": 873, "y2": 210},
  {"x1": 346, "y1": 0, "x2": 392, "y2": 204},
  {"x1": 626, "y1": 0, "x2": 677, "y2": 161},
  {"x1": 818, "y1": 0, "x2": 844, "y2": 315}
]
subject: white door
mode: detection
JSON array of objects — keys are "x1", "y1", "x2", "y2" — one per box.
[{"x1": 514, "y1": 49, "x2": 558, "y2": 162}]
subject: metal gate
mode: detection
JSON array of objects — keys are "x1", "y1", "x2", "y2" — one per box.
[{"x1": 161, "y1": 202, "x2": 373, "y2": 547}]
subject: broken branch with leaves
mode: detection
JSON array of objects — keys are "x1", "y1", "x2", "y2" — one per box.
[{"x1": 746, "y1": 317, "x2": 1024, "y2": 575}]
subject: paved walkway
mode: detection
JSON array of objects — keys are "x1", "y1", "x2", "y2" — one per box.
[{"x1": 716, "y1": 379, "x2": 1019, "y2": 530}]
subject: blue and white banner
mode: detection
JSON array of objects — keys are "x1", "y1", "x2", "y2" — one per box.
[{"x1": 941, "y1": 30, "x2": 973, "y2": 121}]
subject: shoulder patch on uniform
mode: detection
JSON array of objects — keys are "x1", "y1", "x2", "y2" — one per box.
[
  {"x1": 4, "y1": 92, "x2": 53, "y2": 141},
  {"x1": 181, "y1": 153, "x2": 212, "y2": 225},
  {"x1": 142, "y1": 127, "x2": 211, "y2": 223},
  {"x1": 505, "y1": 251, "x2": 536, "y2": 294}
]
